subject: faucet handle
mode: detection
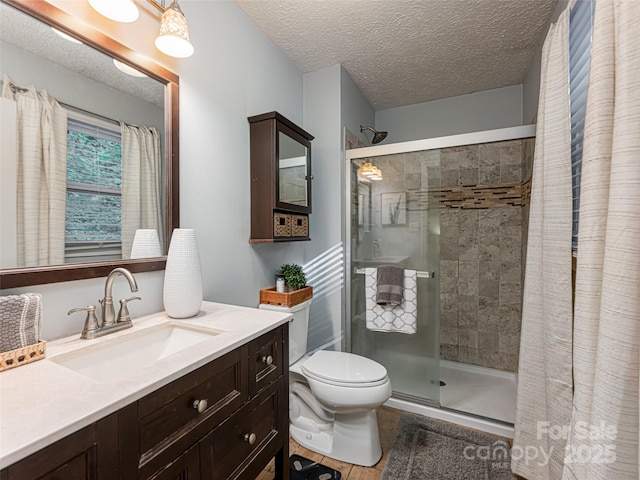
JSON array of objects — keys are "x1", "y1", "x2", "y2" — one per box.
[
  {"x1": 68, "y1": 306, "x2": 100, "y2": 339},
  {"x1": 117, "y1": 296, "x2": 141, "y2": 324}
]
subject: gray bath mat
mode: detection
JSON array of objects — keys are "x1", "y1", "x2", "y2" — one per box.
[{"x1": 381, "y1": 413, "x2": 516, "y2": 480}]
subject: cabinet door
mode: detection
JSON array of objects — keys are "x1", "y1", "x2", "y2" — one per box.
[
  {"x1": 0, "y1": 416, "x2": 117, "y2": 480},
  {"x1": 147, "y1": 445, "x2": 200, "y2": 480},
  {"x1": 200, "y1": 379, "x2": 285, "y2": 480},
  {"x1": 276, "y1": 127, "x2": 311, "y2": 214}
]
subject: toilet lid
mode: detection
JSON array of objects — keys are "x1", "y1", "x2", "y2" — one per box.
[{"x1": 301, "y1": 351, "x2": 388, "y2": 385}]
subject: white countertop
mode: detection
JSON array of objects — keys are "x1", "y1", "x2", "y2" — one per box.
[{"x1": 0, "y1": 301, "x2": 291, "y2": 469}]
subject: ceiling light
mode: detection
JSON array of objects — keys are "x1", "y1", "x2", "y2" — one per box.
[
  {"x1": 369, "y1": 167, "x2": 383, "y2": 181},
  {"x1": 113, "y1": 59, "x2": 148, "y2": 78},
  {"x1": 155, "y1": 1, "x2": 194, "y2": 58},
  {"x1": 51, "y1": 28, "x2": 82, "y2": 44},
  {"x1": 360, "y1": 162, "x2": 383, "y2": 180},
  {"x1": 360, "y1": 162, "x2": 376, "y2": 177},
  {"x1": 88, "y1": 0, "x2": 139, "y2": 23}
]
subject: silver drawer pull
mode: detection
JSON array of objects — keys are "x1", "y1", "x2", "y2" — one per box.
[
  {"x1": 262, "y1": 355, "x2": 273, "y2": 366},
  {"x1": 244, "y1": 433, "x2": 257, "y2": 445},
  {"x1": 193, "y1": 398, "x2": 208, "y2": 414}
]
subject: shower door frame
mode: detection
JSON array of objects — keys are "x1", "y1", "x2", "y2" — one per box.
[{"x1": 343, "y1": 124, "x2": 536, "y2": 352}]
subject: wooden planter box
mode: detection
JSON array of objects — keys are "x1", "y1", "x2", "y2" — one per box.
[{"x1": 259, "y1": 286, "x2": 313, "y2": 308}]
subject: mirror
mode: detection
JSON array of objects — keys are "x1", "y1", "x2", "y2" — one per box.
[
  {"x1": 0, "y1": 0, "x2": 179, "y2": 288},
  {"x1": 278, "y1": 131, "x2": 308, "y2": 208}
]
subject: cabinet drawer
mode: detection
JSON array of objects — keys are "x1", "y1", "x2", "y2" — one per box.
[
  {"x1": 249, "y1": 327, "x2": 284, "y2": 396},
  {"x1": 138, "y1": 347, "x2": 248, "y2": 469},
  {"x1": 202, "y1": 378, "x2": 284, "y2": 480}
]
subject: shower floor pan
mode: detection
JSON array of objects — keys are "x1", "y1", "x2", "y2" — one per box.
[{"x1": 439, "y1": 360, "x2": 517, "y2": 424}]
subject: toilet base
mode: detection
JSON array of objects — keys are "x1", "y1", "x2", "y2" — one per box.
[{"x1": 290, "y1": 409, "x2": 382, "y2": 467}]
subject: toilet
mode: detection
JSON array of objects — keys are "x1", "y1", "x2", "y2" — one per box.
[{"x1": 259, "y1": 299, "x2": 392, "y2": 467}]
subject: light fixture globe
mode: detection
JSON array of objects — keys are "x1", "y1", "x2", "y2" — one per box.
[
  {"x1": 113, "y1": 59, "x2": 148, "y2": 78},
  {"x1": 155, "y1": 1, "x2": 194, "y2": 58},
  {"x1": 88, "y1": 0, "x2": 139, "y2": 23}
]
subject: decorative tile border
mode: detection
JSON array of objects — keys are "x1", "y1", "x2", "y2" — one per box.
[
  {"x1": 521, "y1": 176, "x2": 532, "y2": 206},
  {"x1": 434, "y1": 182, "x2": 523, "y2": 209},
  {"x1": 407, "y1": 176, "x2": 533, "y2": 211}
]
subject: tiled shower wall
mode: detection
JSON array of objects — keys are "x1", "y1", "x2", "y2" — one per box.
[{"x1": 439, "y1": 138, "x2": 534, "y2": 372}]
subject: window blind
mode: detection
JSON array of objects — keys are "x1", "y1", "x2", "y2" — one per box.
[
  {"x1": 569, "y1": 0, "x2": 595, "y2": 249},
  {"x1": 65, "y1": 116, "x2": 123, "y2": 260}
]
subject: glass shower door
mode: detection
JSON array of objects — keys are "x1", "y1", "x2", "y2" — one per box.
[{"x1": 348, "y1": 151, "x2": 441, "y2": 406}]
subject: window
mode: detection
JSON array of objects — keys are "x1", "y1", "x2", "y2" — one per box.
[
  {"x1": 569, "y1": 0, "x2": 595, "y2": 249},
  {"x1": 65, "y1": 114, "x2": 122, "y2": 262}
]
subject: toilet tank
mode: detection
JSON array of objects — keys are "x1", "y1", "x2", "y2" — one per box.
[{"x1": 258, "y1": 299, "x2": 311, "y2": 365}]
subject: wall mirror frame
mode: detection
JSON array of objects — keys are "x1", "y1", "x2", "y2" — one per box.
[{"x1": 0, "y1": 0, "x2": 179, "y2": 289}]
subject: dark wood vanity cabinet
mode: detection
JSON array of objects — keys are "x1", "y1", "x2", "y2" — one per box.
[
  {"x1": 248, "y1": 112, "x2": 314, "y2": 243},
  {"x1": 0, "y1": 416, "x2": 118, "y2": 480},
  {"x1": 1, "y1": 324, "x2": 289, "y2": 480}
]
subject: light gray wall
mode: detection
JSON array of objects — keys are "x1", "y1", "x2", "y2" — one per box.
[
  {"x1": 1, "y1": 1, "x2": 307, "y2": 340},
  {"x1": 302, "y1": 65, "x2": 342, "y2": 351},
  {"x1": 298, "y1": 66, "x2": 375, "y2": 352},
  {"x1": 178, "y1": 0, "x2": 306, "y2": 309},
  {"x1": 523, "y1": 0, "x2": 570, "y2": 123},
  {"x1": 340, "y1": 67, "x2": 375, "y2": 147},
  {"x1": 375, "y1": 85, "x2": 524, "y2": 144}
]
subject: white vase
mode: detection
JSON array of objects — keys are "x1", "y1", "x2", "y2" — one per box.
[
  {"x1": 163, "y1": 229, "x2": 203, "y2": 318},
  {"x1": 130, "y1": 229, "x2": 162, "y2": 259}
]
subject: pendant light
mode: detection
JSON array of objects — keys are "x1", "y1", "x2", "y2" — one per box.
[
  {"x1": 155, "y1": 1, "x2": 194, "y2": 58},
  {"x1": 88, "y1": 0, "x2": 139, "y2": 23},
  {"x1": 360, "y1": 162, "x2": 383, "y2": 181}
]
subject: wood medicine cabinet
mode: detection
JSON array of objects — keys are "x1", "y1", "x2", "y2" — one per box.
[{"x1": 249, "y1": 112, "x2": 314, "y2": 243}]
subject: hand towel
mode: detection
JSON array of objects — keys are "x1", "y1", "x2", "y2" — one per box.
[
  {"x1": 365, "y1": 268, "x2": 417, "y2": 335},
  {"x1": 376, "y1": 265, "x2": 405, "y2": 305},
  {"x1": 0, "y1": 293, "x2": 42, "y2": 353}
]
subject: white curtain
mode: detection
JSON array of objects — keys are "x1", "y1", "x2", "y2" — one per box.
[
  {"x1": 120, "y1": 122, "x2": 164, "y2": 258},
  {"x1": 2, "y1": 76, "x2": 67, "y2": 267},
  {"x1": 511, "y1": 8, "x2": 574, "y2": 480},
  {"x1": 562, "y1": 1, "x2": 640, "y2": 478}
]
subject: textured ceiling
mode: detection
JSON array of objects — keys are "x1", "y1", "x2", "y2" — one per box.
[
  {"x1": 0, "y1": 3, "x2": 164, "y2": 108},
  {"x1": 235, "y1": 0, "x2": 558, "y2": 110}
]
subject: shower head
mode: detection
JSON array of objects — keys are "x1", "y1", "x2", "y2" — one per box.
[{"x1": 360, "y1": 125, "x2": 388, "y2": 144}]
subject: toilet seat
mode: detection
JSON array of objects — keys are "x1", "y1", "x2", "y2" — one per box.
[{"x1": 301, "y1": 351, "x2": 389, "y2": 388}]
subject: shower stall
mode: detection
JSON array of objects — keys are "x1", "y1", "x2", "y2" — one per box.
[{"x1": 344, "y1": 125, "x2": 535, "y2": 436}]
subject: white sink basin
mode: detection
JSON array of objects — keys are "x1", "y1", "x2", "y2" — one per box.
[{"x1": 51, "y1": 323, "x2": 222, "y2": 382}]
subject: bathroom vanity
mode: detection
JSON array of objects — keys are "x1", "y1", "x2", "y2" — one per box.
[{"x1": 0, "y1": 302, "x2": 290, "y2": 480}]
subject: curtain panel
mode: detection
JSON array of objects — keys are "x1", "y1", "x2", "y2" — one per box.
[
  {"x1": 121, "y1": 122, "x2": 164, "y2": 259},
  {"x1": 2, "y1": 76, "x2": 67, "y2": 267},
  {"x1": 563, "y1": 1, "x2": 640, "y2": 478},
  {"x1": 511, "y1": 8, "x2": 574, "y2": 480}
]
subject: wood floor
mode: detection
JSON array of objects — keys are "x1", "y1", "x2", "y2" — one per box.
[{"x1": 256, "y1": 406, "x2": 403, "y2": 480}]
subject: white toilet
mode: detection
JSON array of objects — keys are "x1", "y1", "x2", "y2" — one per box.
[{"x1": 259, "y1": 299, "x2": 392, "y2": 467}]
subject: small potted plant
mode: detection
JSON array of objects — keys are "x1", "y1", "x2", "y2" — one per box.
[
  {"x1": 260, "y1": 263, "x2": 313, "y2": 307},
  {"x1": 280, "y1": 263, "x2": 306, "y2": 292}
]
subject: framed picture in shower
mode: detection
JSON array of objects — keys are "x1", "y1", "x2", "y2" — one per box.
[{"x1": 381, "y1": 192, "x2": 406, "y2": 226}]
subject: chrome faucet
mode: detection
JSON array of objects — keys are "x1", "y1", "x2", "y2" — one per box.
[{"x1": 68, "y1": 267, "x2": 141, "y2": 339}]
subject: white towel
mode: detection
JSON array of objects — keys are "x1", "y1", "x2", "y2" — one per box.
[{"x1": 365, "y1": 268, "x2": 417, "y2": 334}]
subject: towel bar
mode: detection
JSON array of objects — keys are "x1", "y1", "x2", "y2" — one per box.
[{"x1": 354, "y1": 268, "x2": 434, "y2": 279}]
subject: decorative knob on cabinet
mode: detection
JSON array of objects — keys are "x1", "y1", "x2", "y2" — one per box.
[
  {"x1": 262, "y1": 355, "x2": 273, "y2": 366},
  {"x1": 244, "y1": 433, "x2": 257, "y2": 445},
  {"x1": 193, "y1": 398, "x2": 208, "y2": 414}
]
